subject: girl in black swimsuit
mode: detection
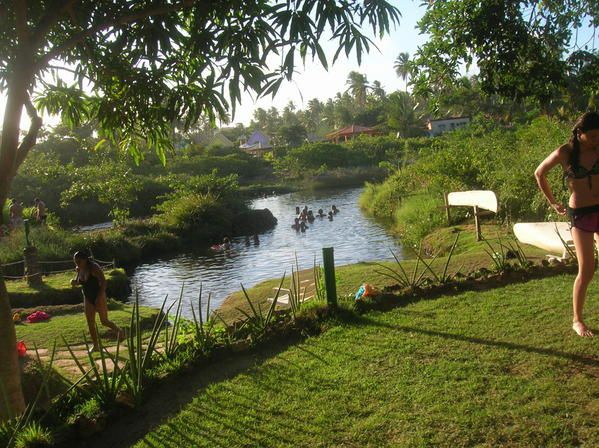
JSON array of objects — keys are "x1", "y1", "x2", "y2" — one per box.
[
  {"x1": 72, "y1": 250, "x2": 123, "y2": 352},
  {"x1": 535, "y1": 112, "x2": 599, "y2": 337}
]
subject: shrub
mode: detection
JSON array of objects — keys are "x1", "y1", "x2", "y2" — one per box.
[
  {"x1": 393, "y1": 194, "x2": 447, "y2": 248},
  {"x1": 361, "y1": 116, "x2": 572, "y2": 234}
]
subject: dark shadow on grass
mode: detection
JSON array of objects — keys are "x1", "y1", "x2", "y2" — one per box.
[
  {"x1": 65, "y1": 334, "x2": 305, "y2": 448},
  {"x1": 355, "y1": 315, "x2": 599, "y2": 368}
]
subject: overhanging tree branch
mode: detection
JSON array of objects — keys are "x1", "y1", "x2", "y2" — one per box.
[
  {"x1": 14, "y1": 95, "x2": 43, "y2": 172},
  {"x1": 36, "y1": 0, "x2": 195, "y2": 70},
  {"x1": 32, "y1": 0, "x2": 81, "y2": 49}
]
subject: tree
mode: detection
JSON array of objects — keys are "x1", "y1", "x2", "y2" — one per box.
[
  {"x1": 386, "y1": 91, "x2": 415, "y2": 137},
  {"x1": 411, "y1": 1, "x2": 599, "y2": 111},
  {"x1": 0, "y1": 0, "x2": 400, "y2": 421},
  {"x1": 394, "y1": 52, "x2": 411, "y2": 92},
  {"x1": 370, "y1": 80, "x2": 387, "y2": 102},
  {"x1": 346, "y1": 71, "x2": 370, "y2": 110},
  {"x1": 276, "y1": 124, "x2": 308, "y2": 147}
]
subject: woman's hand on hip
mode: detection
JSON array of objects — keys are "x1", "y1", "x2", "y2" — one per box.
[{"x1": 551, "y1": 203, "x2": 567, "y2": 215}]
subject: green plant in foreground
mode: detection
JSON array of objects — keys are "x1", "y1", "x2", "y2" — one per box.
[
  {"x1": 374, "y1": 245, "x2": 428, "y2": 290},
  {"x1": 236, "y1": 274, "x2": 286, "y2": 341},
  {"x1": 482, "y1": 236, "x2": 520, "y2": 273},
  {"x1": 0, "y1": 344, "x2": 58, "y2": 448},
  {"x1": 126, "y1": 291, "x2": 171, "y2": 405},
  {"x1": 313, "y1": 257, "x2": 326, "y2": 303},
  {"x1": 163, "y1": 286, "x2": 185, "y2": 360},
  {"x1": 14, "y1": 421, "x2": 53, "y2": 448},
  {"x1": 414, "y1": 233, "x2": 463, "y2": 284},
  {"x1": 62, "y1": 330, "x2": 128, "y2": 409},
  {"x1": 555, "y1": 225, "x2": 577, "y2": 260},
  {"x1": 190, "y1": 284, "x2": 219, "y2": 355}
]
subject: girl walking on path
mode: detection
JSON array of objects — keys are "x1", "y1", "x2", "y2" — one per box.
[
  {"x1": 71, "y1": 250, "x2": 124, "y2": 351},
  {"x1": 535, "y1": 112, "x2": 599, "y2": 337}
]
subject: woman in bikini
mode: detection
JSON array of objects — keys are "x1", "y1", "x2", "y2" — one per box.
[
  {"x1": 535, "y1": 111, "x2": 599, "y2": 337},
  {"x1": 71, "y1": 250, "x2": 124, "y2": 351}
]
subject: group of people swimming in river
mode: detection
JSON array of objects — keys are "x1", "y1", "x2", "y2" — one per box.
[{"x1": 291, "y1": 205, "x2": 339, "y2": 232}]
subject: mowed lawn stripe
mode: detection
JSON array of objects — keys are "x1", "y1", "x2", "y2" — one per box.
[{"x1": 132, "y1": 273, "x2": 598, "y2": 447}]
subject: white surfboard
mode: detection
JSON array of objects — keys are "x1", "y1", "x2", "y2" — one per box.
[
  {"x1": 513, "y1": 222, "x2": 573, "y2": 256},
  {"x1": 447, "y1": 190, "x2": 498, "y2": 213}
]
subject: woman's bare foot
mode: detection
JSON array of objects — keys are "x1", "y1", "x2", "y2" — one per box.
[{"x1": 573, "y1": 321, "x2": 594, "y2": 337}]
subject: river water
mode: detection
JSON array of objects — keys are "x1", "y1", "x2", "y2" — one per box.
[{"x1": 128, "y1": 187, "x2": 403, "y2": 315}]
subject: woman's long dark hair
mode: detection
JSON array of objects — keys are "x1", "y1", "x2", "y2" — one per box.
[
  {"x1": 74, "y1": 249, "x2": 93, "y2": 262},
  {"x1": 569, "y1": 111, "x2": 599, "y2": 169}
]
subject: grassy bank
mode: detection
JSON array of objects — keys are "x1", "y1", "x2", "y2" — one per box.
[
  {"x1": 7, "y1": 269, "x2": 130, "y2": 308},
  {"x1": 361, "y1": 117, "x2": 571, "y2": 246},
  {"x1": 0, "y1": 203, "x2": 277, "y2": 273},
  {"x1": 121, "y1": 272, "x2": 598, "y2": 447},
  {"x1": 218, "y1": 225, "x2": 546, "y2": 323}
]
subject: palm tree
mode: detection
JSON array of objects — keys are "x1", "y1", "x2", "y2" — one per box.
[
  {"x1": 394, "y1": 52, "x2": 411, "y2": 92},
  {"x1": 346, "y1": 71, "x2": 370, "y2": 110},
  {"x1": 371, "y1": 80, "x2": 386, "y2": 101}
]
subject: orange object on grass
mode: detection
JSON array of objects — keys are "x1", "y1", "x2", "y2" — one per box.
[{"x1": 362, "y1": 283, "x2": 380, "y2": 297}]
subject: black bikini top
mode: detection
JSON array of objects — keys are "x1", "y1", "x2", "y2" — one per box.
[{"x1": 564, "y1": 158, "x2": 599, "y2": 188}]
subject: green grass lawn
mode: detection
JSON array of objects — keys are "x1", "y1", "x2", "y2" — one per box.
[
  {"x1": 131, "y1": 273, "x2": 598, "y2": 447},
  {"x1": 7, "y1": 268, "x2": 130, "y2": 308},
  {"x1": 14, "y1": 302, "x2": 158, "y2": 349}
]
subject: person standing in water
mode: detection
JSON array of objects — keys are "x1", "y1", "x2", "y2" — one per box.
[
  {"x1": 71, "y1": 250, "x2": 124, "y2": 351},
  {"x1": 535, "y1": 111, "x2": 599, "y2": 337}
]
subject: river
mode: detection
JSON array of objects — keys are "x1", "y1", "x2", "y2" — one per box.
[{"x1": 128, "y1": 187, "x2": 403, "y2": 315}]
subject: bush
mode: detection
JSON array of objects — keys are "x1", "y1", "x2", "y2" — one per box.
[
  {"x1": 361, "y1": 116, "x2": 571, "y2": 231},
  {"x1": 392, "y1": 194, "x2": 447, "y2": 248},
  {"x1": 155, "y1": 192, "x2": 236, "y2": 237}
]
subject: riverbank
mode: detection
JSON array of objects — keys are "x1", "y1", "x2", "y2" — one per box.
[
  {"x1": 0, "y1": 206, "x2": 278, "y2": 277},
  {"x1": 359, "y1": 117, "x2": 571, "y2": 247},
  {"x1": 7, "y1": 269, "x2": 130, "y2": 308},
  {"x1": 217, "y1": 224, "x2": 547, "y2": 323}
]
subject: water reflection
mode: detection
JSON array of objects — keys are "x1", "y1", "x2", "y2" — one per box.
[{"x1": 128, "y1": 187, "x2": 402, "y2": 315}]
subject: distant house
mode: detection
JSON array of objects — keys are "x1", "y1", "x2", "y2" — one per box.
[
  {"x1": 427, "y1": 117, "x2": 470, "y2": 136},
  {"x1": 325, "y1": 125, "x2": 381, "y2": 143},
  {"x1": 240, "y1": 130, "x2": 272, "y2": 157}
]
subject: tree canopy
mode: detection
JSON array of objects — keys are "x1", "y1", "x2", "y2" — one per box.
[{"x1": 411, "y1": 0, "x2": 599, "y2": 110}]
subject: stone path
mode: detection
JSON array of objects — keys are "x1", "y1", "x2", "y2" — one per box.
[{"x1": 29, "y1": 342, "x2": 165, "y2": 378}]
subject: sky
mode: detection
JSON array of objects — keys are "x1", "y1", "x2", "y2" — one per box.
[{"x1": 232, "y1": 0, "x2": 427, "y2": 125}]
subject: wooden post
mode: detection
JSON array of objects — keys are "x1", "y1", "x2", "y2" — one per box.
[
  {"x1": 322, "y1": 247, "x2": 337, "y2": 308},
  {"x1": 24, "y1": 218, "x2": 31, "y2": 247},
  {"x1": 474, "y1": 206, "x2": 481, "y2": 241},
  {"x1": 443, "y1": 193, "x2": 451, "y2": 224},
  {"x1": 23, "y1": 246, "x2": 42, "y2": 287}
]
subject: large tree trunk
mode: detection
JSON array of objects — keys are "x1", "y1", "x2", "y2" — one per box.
[
  {"x1": 0, "y1": 274, "x2": 25, "y2": 421},
  {"x1": 0, "y1": 68, "x2": 29, "y2": 422}
]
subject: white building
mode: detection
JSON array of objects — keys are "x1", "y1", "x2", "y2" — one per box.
[{"x1": 427, "y1": 117, "x2": 470, "y2": 136}]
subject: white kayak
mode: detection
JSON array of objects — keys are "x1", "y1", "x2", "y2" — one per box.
[
  {"x1": 447, "y1": 190, "x2": 498, "y2": 213},
  {"x1": 513, "y1": 222, "x2": 573, "y2": 256}
]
